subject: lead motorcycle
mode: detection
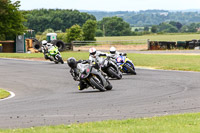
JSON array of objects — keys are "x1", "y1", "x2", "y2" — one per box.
[
  {"x1": 116, "y1": 55, "x2": 136, "y2": 75},
  {"x1": 98, "y1": 56, "x2": 122, "y2": 79},
  {"x1": 74, "y1": 61, "x2": 112, "y2": 91}
]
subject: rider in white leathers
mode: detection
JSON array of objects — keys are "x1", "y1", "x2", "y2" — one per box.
[
  {"x1": 88, "y1": 47, "x2": 108, "y2": 62},
  {"x1": 108, "y1": 46, "x2": 127, "y2": 59},
  {"x1": 41, "y1": 40, "x2": 53, "y2": 61}
]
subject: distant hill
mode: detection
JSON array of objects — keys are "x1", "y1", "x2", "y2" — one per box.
[{"x1": 81, "y1": 9, "x2": 200, "y2": 26}]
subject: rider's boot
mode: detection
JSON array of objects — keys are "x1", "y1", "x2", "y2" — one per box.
[
  {"x1": 78, "y1": 82, "x2": 87, "y2": 90},
  {"x1": 44, "y1": 55, "x2": 49, "y2": 60}
]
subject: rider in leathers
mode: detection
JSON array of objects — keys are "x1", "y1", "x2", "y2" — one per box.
[
  {"x1": 108, "y1": 46, "x2": 127, "y2": 59},
  {"x1": 41, "y1": 40, "x2": 54, "y2": 61},
  {"x1": 67, "y1": 57, "x2": 91, "y2": 90},
  {"x1": 88, "y1": 47, "x2": 108, "y2": 62}
]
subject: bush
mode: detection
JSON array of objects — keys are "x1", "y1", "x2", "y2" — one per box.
[
  {"x1": 57, "y1": 33, "x2": 67, "y2": 43},
  {"x1": 96, "y1": 29, "x2": 103, "y2": 37},
  {"x1": 82, "y1": 19, "x2": 97, "y2": 41},
  {"x1": 66, "y1": 24, "x2": 83, "y2": 43}
]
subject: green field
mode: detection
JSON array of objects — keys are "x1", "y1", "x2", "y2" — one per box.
[
  {"x1": 0, "y1": 52, "x2": 200, "y2": 72},
  {"x1": 96, "y1": 33, "x2": 200, "y2": 42},
  {"x1": 0, "y1": 89, "x2": 10, "y2": 99},
  {"x1": 1, "y1": 113, "x2": 200, "y2": 133},
  {"x1": 35, "y1": 33, "x2": 200, "y2": 43}
]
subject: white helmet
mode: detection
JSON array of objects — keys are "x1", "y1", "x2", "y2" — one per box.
[
  {"x1": 42, "y1": 40, "x2": 47, "y2": 45},
  {"x1": 47, "y1": 43, "x2": 53, "y2": 48},
  {"x1": 89, "y1": 47, "x2": 96, "y2": 55},
  {"x1": 110, "y1": 46, "x2": 116, "y2": 54}
]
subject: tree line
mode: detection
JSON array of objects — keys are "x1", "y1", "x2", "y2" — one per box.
[
  {"x1": 22, "y1": 9, "x2": 96, "y2": 33},
  {"x1": 85, "y1": 10, "x2": 200, "y2": 26},
  {"x1": 1, "y1": 1, "x2": 200, "y2": 42}
]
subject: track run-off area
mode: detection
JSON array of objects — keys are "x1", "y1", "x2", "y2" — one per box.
[{"x1": 0, "y1": 58, "x2": 200, "y2": 128}]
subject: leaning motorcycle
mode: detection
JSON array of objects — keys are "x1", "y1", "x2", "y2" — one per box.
[
  {"x1": 76, "y1": 62, "x2": 112, "y2": 91},
  {"x1": 98, "y1": 56, "x2": 122, "y2": 79},
  {"x1": 47, "y1": 46, "x2": 64, "y2": 64},
  {"x1": 116, "y1": 55, "x2": 136, "y2": 75}
]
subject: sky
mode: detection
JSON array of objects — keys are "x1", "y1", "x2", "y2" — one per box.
[{"x1": 11, "y1": 0, "x2": 200, "y2": 11}]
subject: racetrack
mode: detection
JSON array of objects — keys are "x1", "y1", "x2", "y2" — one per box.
[{"x1": 0, "y1": 58, "x2": 200, "y2": 128}]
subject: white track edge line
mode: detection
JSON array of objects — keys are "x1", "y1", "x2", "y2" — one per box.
[{"x1": 0, "y1": 91, "x2": 15, "y2": 101}]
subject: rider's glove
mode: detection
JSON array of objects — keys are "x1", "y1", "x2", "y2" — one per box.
[{"x1": 73, "y1": 76, "x2": 78, "y2": 81}]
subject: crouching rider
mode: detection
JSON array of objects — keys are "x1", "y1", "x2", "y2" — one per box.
[
  {"x1": 108, "y1": 46, "x2": 127, "y2": 59},
  {"x1": 67, "y1": 57, "x2": 91, "y2": 90},
  {"x1": 41, "y1": 40, "x2": 54, "y2": 61},
  {"x1": 89, "y1": 47, "x2": 108, "y2": 62}
]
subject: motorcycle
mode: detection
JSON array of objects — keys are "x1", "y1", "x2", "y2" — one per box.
[
  {"x1": 42, "y1": 45, "x2": 64, "y2": 64},
  {"x1": 76, "y1": 61, "x2": 112, "y2": 91},
  {"x1": 116, "y1": 55, "x2": 136, "y2": 75},
  {"x1": 98, "y1": 56, "x2": 122, "y2": 79}
]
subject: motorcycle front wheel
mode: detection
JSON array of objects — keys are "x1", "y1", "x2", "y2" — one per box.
[
  {"x1": 108, "y1": 67, "x2": 122, "y2": 79},
  {"x1": 55, "y1": 55, "x2": 64, "y2": 64},
  {"x1": 124, "y1": 64, "x2": 136, "y2": 75},
  {"x1": 105, "y1": 80, "x2": 112, "y2": 90},
  {"x1": 89, "y1": 76, "x2": 106, "y2": 92}
]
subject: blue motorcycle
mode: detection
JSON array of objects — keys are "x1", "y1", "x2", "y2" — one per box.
[{"x1": 116, "y1": 55, "x2": 136, "y2": 75}]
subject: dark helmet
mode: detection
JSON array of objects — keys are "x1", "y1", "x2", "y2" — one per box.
[{"x1": 67, "y1": 57, "x2": 77, "y2": 68}]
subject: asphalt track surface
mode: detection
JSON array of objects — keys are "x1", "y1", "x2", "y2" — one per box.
[{"x1": 0, "y1": 58, "x2": 200, "y2": 129}]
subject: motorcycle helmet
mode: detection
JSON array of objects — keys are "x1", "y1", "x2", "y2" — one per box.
[
  {"x1": 42, "y1": 40, "x2": 47, "y2": 45},
  {"x1": 47, "y1": 43, "x2": 53, "y2": 49},
  {"x1": 110, "y1": 46, "x2": 116, "y2": 54},
  {"x1": 89, "y1": 47, "x2": 96, "y2": 55},
  {"x1": 67, "y1": 57, "x2": 77, "y2": 68}
]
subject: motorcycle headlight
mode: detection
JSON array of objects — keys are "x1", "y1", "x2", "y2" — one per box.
[{"x1": 117, "y1": 57, "x2": 123, "y2": 63}]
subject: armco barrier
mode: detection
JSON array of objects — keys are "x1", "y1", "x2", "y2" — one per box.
[
  {"x1": 148, "y1": 40, "x2": 200, "y2": 50},
  {"x1": 148, "y1": 41, "x2": 176, "y2": 50}
]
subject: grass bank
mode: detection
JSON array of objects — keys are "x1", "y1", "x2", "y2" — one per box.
[
  {"x1": 1, "y1": 113, "x2": 200, "y2": 133},
  {"x1": 0, "y1": 89, "x2": 10, "y2": 99},
  {"x1": 0, "y1": 52, "x2": 200, "y2": 72},
  {"x1": 131, "y1": 53, "x2": 200, "y2": 72}
]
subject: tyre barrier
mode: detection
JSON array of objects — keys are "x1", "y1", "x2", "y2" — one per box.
[
  {"x1": 51, "y1": 40, "x2": 66, "y2": 51},
  {"x1": 149, "y1": 41, "x2": 176, "y2": 50},
  {"x1": 33, "y1": 39, "x2": 42, "y2": 50},
  {"x1": 149, "y1": 40, "x2": 200, "y2": 50}
]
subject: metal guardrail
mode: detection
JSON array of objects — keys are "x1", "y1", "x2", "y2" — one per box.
[{"x1": 147, "y1": 40, "x2": 200, "y2": 50}]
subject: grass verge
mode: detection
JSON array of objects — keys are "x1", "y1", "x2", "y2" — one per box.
[
  {"x1": 0, "y1": 88, "x2": 10, "y2": 99},
  {"x1": 130, "y1": 53, "x2": 200, "y2": 72},
  {"x1": 0, "y1": 113, "x2": 200, "y2": 133},
  {"x1": 0, "y1": 52, "x2": 200, "y2": 72}
]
